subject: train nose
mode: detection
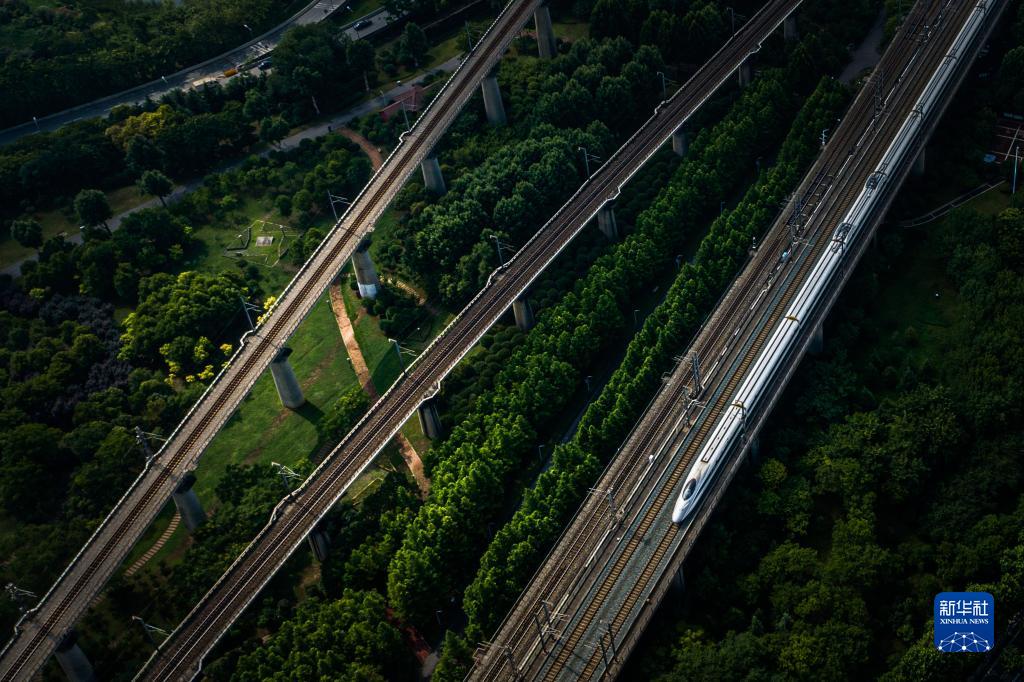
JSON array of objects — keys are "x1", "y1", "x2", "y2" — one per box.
[
  {"x1": 672, "y1": 477, "x2": 698, "y2": 524},
  {"x1": 671, "y1": 501, "x2": 688, "y2": 524}
]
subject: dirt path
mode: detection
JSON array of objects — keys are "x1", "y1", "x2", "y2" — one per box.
[
  {"x1": 329, "y1": 283, "x2": 430, "y2": 496},
  {"x1": 338, "y1": 127, "x2": 384, "y2": 171},
  {"x1": 123, "y1": 513, "x2": 181, "y2": 578}
]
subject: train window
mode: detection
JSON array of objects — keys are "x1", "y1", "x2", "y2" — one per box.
[{"x1": 681, "y1": 478, "x2": 697, "y2": 501}]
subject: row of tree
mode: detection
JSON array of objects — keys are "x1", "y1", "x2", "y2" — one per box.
[
  {"x1": 374, "y1": 36, "x2": 667, "y2": 308},
  {"x1": 386, "y1": 54, "x2": 825, "y2": 657},
  {"x1": 440, "y1": 74, "x2": 849, "y2": 677}
]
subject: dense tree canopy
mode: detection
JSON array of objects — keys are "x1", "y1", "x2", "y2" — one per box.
[
  {"x1": 0, "y1": 0, "x2": 297, "y2": 127},
  {"x1": 119, "y1": 270, "x2": 247, "y2": 375},
  {"x1": 232, "y1": 590, "x2": 414, "y2": 681}
]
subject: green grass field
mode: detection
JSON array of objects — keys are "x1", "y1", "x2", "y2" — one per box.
[
  {"x1": 193, "y1": 292, "x2": 360, "y2": 504},
  {"x1": 126, "y1": 291, "x2": 361, "y2": 576}
]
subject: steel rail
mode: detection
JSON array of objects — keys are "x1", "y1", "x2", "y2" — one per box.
[
  {"x1": 0, "y1": 0, "x2": 541, "y2": 678},
  {"x1": 135, "y1": 1, "x2": 807, "y2": 679},
  {"x1": 470, "y1": 0, "x2": 937, "y2": 673},
  {"x1": 540, "y1": 3, "x2": 980, "y2": 678},
  {"x1": 472, "y1": 0, "x2": 977, "y2": 677}
]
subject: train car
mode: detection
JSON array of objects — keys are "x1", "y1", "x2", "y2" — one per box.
[{"x1": 670, "y1": 0, "x2": 991, "y2": 526}]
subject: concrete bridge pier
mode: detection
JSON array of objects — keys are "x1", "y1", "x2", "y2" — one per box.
[
  {"x1": 421, "y1": 152, "x2": 447, "y2": 195},
  {"x1": 55, "y1": 631, "x2": 95, "y2": 682},
  {"x1": 597, "y1": 201, "x2": 619, "y2": 240},
  {"x1": 809, "y1": 323, "x2": 824, "y2": 355},
  {"x1": 534, "y1": 4, "x2": 557, "y2": 59},
  {"x1": 738, "y1": 58, "x2": 753, "y2": 87},
  {"x1": 783, "y1": 14, "x2": 798, "y2": 42},
  {"x1": 912, "y1": 147, "x2": 926, "y2": 176},
  {"x1": 512, "y1": 296, "x2": 535, "y2": 331},
  {"x1": 172, "y1": 472, "x2": 207, "y2": 532},
  {"x1": 417, "y1": 397, "x2": 444, "y2": 440},
  {"x1": 352, "y1": 237, "x2": 381, "y2": 299},
  {"x1": 308, "y1": 524, "x2": 331, "y2": 562},
  {"x1": 671, "y1": 126, "x2": 689, "y2": 157},
  {"x1": 270, "y1": 347, "x2": 305, "y2": 409},
  {"x1": 481, "y1": 67, "x2": 507, "y2": 125}
]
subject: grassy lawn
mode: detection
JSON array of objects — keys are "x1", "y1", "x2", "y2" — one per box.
[
  {"x1": 127, "y1": 291, "x2": 360, "y2": 577},
  {"x1": 193, "y1": 292, "x2": 360, "y2": 504},
  {"x1": 187, "y1": 196, "x2": 301, "y2": 294},
  {"x1": 373, "y1": 35, "x2": 468, "y2": 94},
  {"x1": 339, "y1": 275, "x2": 405, "y2": 391},
  {"x1": 552, "y1": 18, "x2": 590, "y2": 43}
]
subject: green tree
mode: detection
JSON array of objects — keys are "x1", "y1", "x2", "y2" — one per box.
[
  {"x1": 0, "y1": 423, "x2": 69, "y2": 521},
  {"x1": 137, "y1": 170, "x2": 174, "y2": 206},
  {"x1": 319, "y1": 387, "x2": 371, "y2": 441},
  {"x1": 242, "y1": 88, "x2": 271, "y2": 121},
  {"x1": 74, "y1": 189, "x2": 113, "y2": 234},
  {"x1": 258, "y1": 116, "x2": 290, "y2": 147},
  {"x1": 119, "y1": 270, "x2": 247, "y2": 370},
  {"x1": 125, "y1": 134, "x2": 165, "y2": 175},
  {"x1": 400, "y1": 23, "x2": 429, "y2": 67},
  {"x1": 231, "y1": 590, "x2": 415, "y2": 680},
  {"x1": 347, "y1": 39, "x2": 376, "y2": 91},
  {"x1": 10, "y1": 218, "x2": 43, "y2": 250}
]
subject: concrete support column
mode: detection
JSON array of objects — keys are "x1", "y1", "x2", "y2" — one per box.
[
  {"x1": 738, "y1": 58, "x2": 753, "y2": 88},
  {"x1": 55, "y1": 631, "x2": 96, "y2": 682},
  {"x1": 912, "y1": 147, "x2": 926, "y2": 176},
  {"x1": 352, "y1": 237, "x2": 380, "y2": 299},
  {"x1": 783, "y1": 14, "x2": 798, "y2": 42},
  {"x1": 534, "y1": 5, "x2": 557, "y2": 59},
  {"x1": 421, "y1": 153, "x2": 446, "y2": 195},
  {"x1": 596, "y1": 201, "x2": 619, "y2": 241},
  {"x1": 172, "y1": 472, "x2": 207, "y2": 532},
  {"x1": 270, "y1": 347, "x2": 305, "y2": 409},
  {"x1": 809, "y1": 323, "x2": 824, "y2": 355},
  {"x1": 308, "y1": 524, "x2": 330, "y2": 562},
  {"x1": 481, "y1": 67, "x2": 506, "y2": 126},
  {"x1": 512, "y1": 296, "x2": 535, "y2": 331},
  {"x1": 671, "y1": 126, "x2": 689, "y2": 157},
  {"x1": 417, "y1": 397, "x2": 444, "y2": 440}
]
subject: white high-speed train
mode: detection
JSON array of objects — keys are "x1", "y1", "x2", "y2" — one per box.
[{"x1": 672, "y1": 0, "x2": 992, "y2": 525}]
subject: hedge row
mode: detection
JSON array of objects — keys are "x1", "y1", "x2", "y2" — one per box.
[
  {"x1": 460, "y1": 76, "x2": 850, "y2": 644},
  {"x1": 386, "y1": 67, "x2": 811, "y2": 629}
]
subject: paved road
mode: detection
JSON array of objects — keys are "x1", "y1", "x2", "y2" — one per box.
[
  {"x1": 0, "y1": 56, "x2": 462, "y2": 280},
  {"x1": 0, "y1": 4, "x2": 394, "y2": 147}
]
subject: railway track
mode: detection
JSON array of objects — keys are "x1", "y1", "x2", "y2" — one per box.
[
  {"x1": 0, "y1": 0, "x2": 543, "y2": 678},
  {"x1": 473, "y1": 0, "x2": 982, "y2": 678},
  {"x1": 134, "y1": 1, "x2": 807, "y2": 679}
]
